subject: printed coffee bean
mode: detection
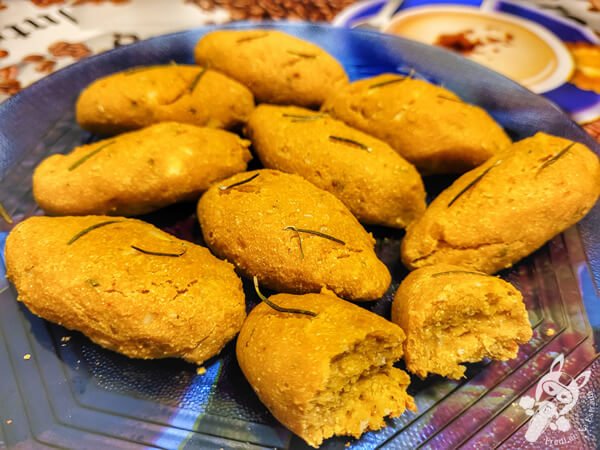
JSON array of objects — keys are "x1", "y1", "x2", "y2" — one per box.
[
  {"x1": 0, "y1": 65, "x2": 18, "y2": 81},
  {"x1": 0, "y1": 80, "x2": 21, "y2": 95},
  {"x1": 30, "y1": 0, "x2": 65, "y2": 6},
  {"x1": 22, "y1": 54, "x2": 45, "y2": 62},
  {"x1": 35, "y1": 60, "x2": 56, "y2": 73},
  {"x1": 186, "y1": 0, "x2": 356, "y2": 22},
  {"x1": 73, "y1": 0, "x2": 130, "y2": 4},
  {"x1": 48, "y1": 41, "x2": 92, "y2": 59}
]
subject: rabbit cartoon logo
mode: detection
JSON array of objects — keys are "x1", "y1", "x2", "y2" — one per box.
[{"x1": 518, "y1": 354, "x2": 591, "y2": 443}]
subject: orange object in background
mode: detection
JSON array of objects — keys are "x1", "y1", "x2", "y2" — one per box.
[{"x1": 567, "y1": 42, "x2": 600, "y2": 94}]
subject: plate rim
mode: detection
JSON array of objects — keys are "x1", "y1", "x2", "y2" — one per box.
[{"x1": 0, "y1": 20, "x2": 599, "y2": 449}]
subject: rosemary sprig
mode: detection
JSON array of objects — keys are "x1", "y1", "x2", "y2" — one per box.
[
  {"x1": 219, "y1": 173, "x2": 259, "y2": 191},
  {"x1": 236, "y1": 33, "x2": 268, "y2": 43},
  {"x1": 67, "y1": 220, "x2": 123, "y2": 245},
  {"x1": 283, "y1": 226, "x2": 345, "y2": 245},
  {"x1": 283, "y1": 226, "x2": 304, "y2": 259},
  {"x1": 537, "y1": 142, "x2": 575, "y2": 173},
  {"x1": 329, "y1": 135, "x2": 372, "y2": 153},
  {"x1": 447, "y1": 159, "x2": 502, "y2": 207},
  {"x1": 253, "y1": 276, "x2": 317, "y2": 317},
  {"x1": 368, "y1": 69, "x2": 415, "y2": 89},
  {"x1": 68, "y1": 141, "x2": 115, "y2": 171},
  {"x1": 123, "y1": 63, "x2": 176, "y2": 76},
  {"x1": 437, "y1": 95, "x2": 463, "y2": 103},
  {"x1": 131, "y1": 245, "x2": 186, "y2": 257},
  {"x1": 0, "y1": 201, "x2": 13, "y2": 224},
  {"x1": 282, "y1": 113, "x2": 325, "y2": 122},
  {"x1": 431, "y1": 270, "x2": 492, "y2": 278},
  {"x1": 123, "y1": 66, "x2": 154, "y2": 76},
  {"x1": 188, "y1": 67, "x2": 207, "y2": 94},
  {"x1": 369, "y1": 77, "x2": 405, "y2": 89},
  {"x1": 287, "y1": 50, "x2": 317, "y2": 58}
]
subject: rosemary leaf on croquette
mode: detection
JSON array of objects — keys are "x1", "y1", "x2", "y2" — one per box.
[
  {"x1": 431, "y1": 270, "x2": 493, "y2": 278},
  {"x1": 537, "y1": 142, "x2": 576, "y2": 173},
  {"x1": 368, "y1": 69, "x2": 415, "y2": 89},
  {"x1": 188, "y1": 67, "x2": 207, "y2": 94},
  {"x1": 437, "y1": 95, "x2": 463, "y2": 103},
  {"x1": 123, "y1": 66, "x2": 155, "y2": 76},
  {"x1": 236, "y1": 33, "x2": 268, "y2": 43},
  {"x1": 283, "y1": 226, "x2": 304, "y2": 259},
  {"x1": 286, "y1": 50, "x2": 317, "y2": 58},
  {"x1": 284, "y1": 226, "x2": 345, "y2": 245},
  {"x1": 447, "y1": 159, "x2": 503, "y2": 207},
  {"x1": 218, "y1": 173, "x2": 260, "y2": 191},
  {"x1": 329, "y1": 135, "x2": 372, "y2": 152},
  {"x1": 282, "y1": 113, "x2": 326, "y2": 122},
  {"x1": 68, "y1": 141, "x2": 115, "y2": 171},
  {"x1": 253, "y1": 276, "x2": 317, "y2": 317},
  {"x1": 67, "y1": 220, "x2": 123, "y2": 245},
  {"x1": 131, "y1": 245, "x2": 187, "y2": 257}
]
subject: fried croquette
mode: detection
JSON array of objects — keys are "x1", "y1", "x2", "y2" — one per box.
[
  {"x1": 237, "y1": 288, "x2": 415, "y2": 447},
  {"x1": 5, "y1": 216, "x2": 246, "y2": 365},
  {"x1": 33, "y1": 122, "x2": 252, "y2": 216},
  {"x1": 321, "y1": 73, "x2": 511, "y2": 174},
  {"x1": 76, "y1": 65, "x2": 254, "y2": 134},
  {"x1": 392, "y1": 264, "x2": 532, "y2": 379},
  {"x1": 197, "y1": 169, "x2": 391, "y2": 301},
  {"x1": 246, "y1": 104, "x2": 426, "y2": 228},
  {"x1": 194, "y1": 29, "x2": 348, "y2": 107},
  {"x1": 401, "y1": 132, "x2": 600, "y2": 273}
]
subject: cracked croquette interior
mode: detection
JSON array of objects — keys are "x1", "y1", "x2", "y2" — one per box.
[
  {"x1": 237, "y1": 294, "x2": 416, "y2": 448},
  {"x1": 302, "y1": 335, "x2": 415, "y2": 446},
  {"x1": 394, "y1": 271, "x2": 532, "y2": 380}
]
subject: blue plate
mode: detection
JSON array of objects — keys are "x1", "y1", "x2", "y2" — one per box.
[{"x1": 0, "y1": 22, "x2": 599, "y2": 449}]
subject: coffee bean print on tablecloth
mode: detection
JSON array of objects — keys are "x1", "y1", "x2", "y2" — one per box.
[
  {"x1": 0, "y1": 64, "x2": 20, "y2": 95},
  {"x1": 35, "y1": 59, "x2": 56, "y2": 73},
  {"x1": 186, "y1": 0, "x2": 356, "y2": 22},
  {"x1": 72, "y1": 0, "x2": 130, "y2": 5},
  {"x1": 29, "y1": 0, "x2": 65, "y2": 6},
  {"x1": 48, "y1": 41, "x2": 92, "y2": 60}
]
